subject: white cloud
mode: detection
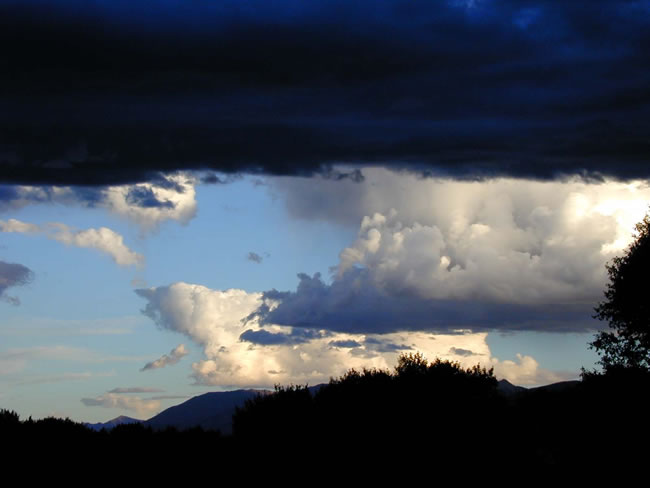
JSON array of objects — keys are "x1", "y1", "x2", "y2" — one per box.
[
  {"x1": 1, "y1": 218, "x2": 143, "y2": 268},
  {"x1": 0, "y1": 172, "x2": 198, "y2": 232},
  {"x1": 140, "y1": 344, "x2": 189, "y2": 371},
  {"x1": 49, "y1": 224, "x2": 143, "y2": 267},
  {"x1": 136, "y1": 282, "x2": 570, "y2": 388},
  {"x1": 102, "y1": 173, "x2": 197, "y2": 232},
  {"x1": 0, "y1": 219, "x2": 39, "y2": 233},
  {"x1": 491, "y1": 353, "x2": 576, "y2": 386},
  {"x1": 337, "y1": 207, "x2": 607, "y2": 305}
]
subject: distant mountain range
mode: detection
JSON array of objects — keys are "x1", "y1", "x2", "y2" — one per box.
[
  {"x1": 86, "y1": 380, "x2": 578, "y2": 433},
  {"x1": 84, "y1": 389, "x2": 272, "y2": 433},
  {"x1": 145, "y1": 389, "x2": 271, "y2": 434}
]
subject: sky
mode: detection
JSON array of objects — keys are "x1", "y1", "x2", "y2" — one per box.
[{"x1": 1, "y1": 0, "x2": 650, "y2": 422}]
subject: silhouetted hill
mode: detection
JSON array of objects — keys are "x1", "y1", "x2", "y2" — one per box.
[
  {"x1": 145, "y1": 389, "x2": 271, "y2": 433},
  {"x1": 85, "y1": 415, "x2": 142, "y2": 431},
  {"x1": 497, "y1": 379, "x2": 527, "y2": 396}
]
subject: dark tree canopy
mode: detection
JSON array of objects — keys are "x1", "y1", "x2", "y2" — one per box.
[{"x1": 591, "y1": 211, "x2": 650, "y2": 371}]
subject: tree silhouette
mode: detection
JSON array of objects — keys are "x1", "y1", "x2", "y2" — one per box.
[{"x1": 591, "y1": 210, "x2": 650, "y2": 371}]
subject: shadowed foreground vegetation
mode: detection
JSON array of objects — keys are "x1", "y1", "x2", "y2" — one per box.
[{"x1": 2, "y1": 353, "x2": 650, "y2": 469}]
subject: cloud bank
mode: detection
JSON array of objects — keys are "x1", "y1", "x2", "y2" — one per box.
[
  {"x1": 136, "y1": 282, "x2": 573, "y2": 387},
  {"x1": 3, "y1": 1, "x2": 650, "y2": 184}
]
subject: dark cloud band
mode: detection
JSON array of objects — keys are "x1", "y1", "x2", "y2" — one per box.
[
  {"x1": 253, "y1": 271, "x2": 600, "y2": 334},
  {"x1": 2, "y1": 1, "x2": 649, "y2": 184}
]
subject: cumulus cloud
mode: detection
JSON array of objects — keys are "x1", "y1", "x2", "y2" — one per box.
[
  {"x1": 0, "y1": 173, "x2": 197, "y2": 232},
  {"x1": 81, "y1": 394, "x2": 160, "y2": 415},
  {"x1": 101, "y1": 174, "x2": 197, "y2": 231},
  {"x1": 491, "y1": 354, "x2": 576, "y2": 387},
  {"x1": 262, "y1": 170, "x2": 650, "y2": 332},
  {"x1": 0, "y1": 260, "x2": 33, "y2": 305},
  {"x1": 140, "y1": 344, "x2": 188, "y2": 371},
  {"x1": 1, "y1": 219, "x2": 143, "y2": 268},
  {"x1": 135, "y1": 282, "x2": 569, "y2": 388}
]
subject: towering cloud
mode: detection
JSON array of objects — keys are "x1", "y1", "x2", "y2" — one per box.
[{"x1": 260, "y1": 170, "x2": 650, "y2": 333}]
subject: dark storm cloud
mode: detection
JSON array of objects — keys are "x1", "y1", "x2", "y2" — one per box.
[
  {"x1": 2, "y1": 0, "x2": 649, "y2": 185},
  {"x1": 0, "y1": 260, "x2": 34, "y2": 305},
  {"x1": 253, "y1": 270, "x2": 600, "y2": 334}
]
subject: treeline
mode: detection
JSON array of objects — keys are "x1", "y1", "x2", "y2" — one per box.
[
  {"x1": 2, "y1": 354, "x2": 650, "y2": 468},
  {"x1": 231, "y1": 354, "x2": 650, "y2": 466}
]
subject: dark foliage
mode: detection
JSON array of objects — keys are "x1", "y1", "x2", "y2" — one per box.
[
  {"x1": 591, "y1": 211, "x2": 650, "y2": 371},
  {"x1": 232, "y1": 353, "x2": 503, "y2": 465},
  {"x1": 3, "y1": 353, "x2": 650, "y2": 470}
]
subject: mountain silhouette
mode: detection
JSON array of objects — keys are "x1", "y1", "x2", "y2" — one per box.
[{"x1": 144, "y1": 389, "x2": 271, "y2": 434}]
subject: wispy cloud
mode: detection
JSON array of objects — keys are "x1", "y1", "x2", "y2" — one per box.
[
  {"x1": 81, "y1": 393, "x2": 160, "y2": 415},
  {"x1": 108, "y1": 387, "x2": 165, "y2": 394},
  {"x1": 16, "y1": 371, "x2": 115, "y2": 386},
  {"x1": 0, "y1": 345, "x2": 148, "y2": 376},
  {"x1": 0, "y1": 315, "x2": 142, "y2": 337}
]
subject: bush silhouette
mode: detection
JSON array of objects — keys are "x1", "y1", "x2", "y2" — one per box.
[{"x1": 231, "y1": 352, "x2": 501, "y2": 461}]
